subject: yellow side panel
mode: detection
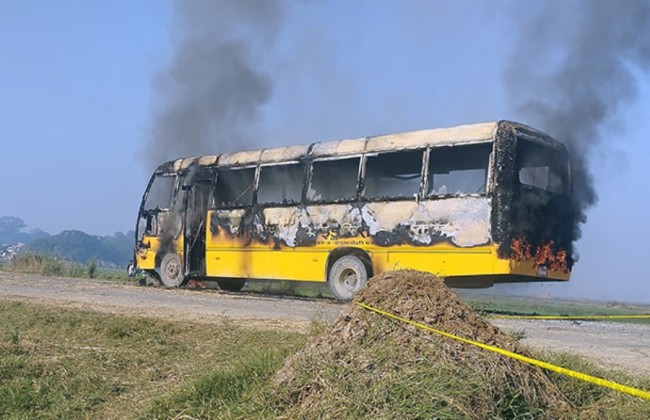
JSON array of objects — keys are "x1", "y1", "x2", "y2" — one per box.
[
  {"x1": 373, "y1": 245, "x2": 495, "y2": 277},
  {"x1": 206, "y1": 249, "x2": 328, "y2": 281}
]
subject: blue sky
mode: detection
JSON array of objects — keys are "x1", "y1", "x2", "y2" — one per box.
[
  {"x1": 1, "y1": 1, "x2": 172, "y2": 235},
  {"x1": 1, "y1": 1, "x2": 649, "y2": 302}
]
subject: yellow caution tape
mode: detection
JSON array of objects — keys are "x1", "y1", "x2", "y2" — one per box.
[
  {"x1": 488, "y1": 314, "x2": 650, "y2": 320},
  {"x1": 356, "y1": 302, "x2": 650, "y2": 401}
]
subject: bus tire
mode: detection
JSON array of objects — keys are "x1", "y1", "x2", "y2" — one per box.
[
  {"x1": 217, "y1": 278, "x2": 246, "y2": 292},
  {"x1": 328, "y1": 255, "x2": 368, "y2": 301},
  {"x1": 158, "y1": 253, "x2": 184, "y2": 288}
]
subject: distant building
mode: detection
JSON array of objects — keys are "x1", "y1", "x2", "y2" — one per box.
[{"x1": 0, "y1": 243, "x2": 25, "y2": 261}]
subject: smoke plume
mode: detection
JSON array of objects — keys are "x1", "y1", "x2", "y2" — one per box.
[
  {"x1": 145, "y1": 0, "x2": 284, "y2": 170},
  {"x1": 505, "y1": 0, "x2": 650, "y2": 251}
]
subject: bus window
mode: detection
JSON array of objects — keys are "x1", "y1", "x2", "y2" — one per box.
[
  {"x1": 364, "y1": 150, "x2": 423, "y2": 199},
  {"x1": 308, "y1": 157, "x2": 360, "y2": 202},
  {"x1": 428, "y1": 144, "x2": 490, "y2": 196},
  {"x1": 214, "y1": 167, "x2": 256, "y2": 207},
  {"x1": 144, "y1": 175, "x2": 175, "y2": 210},
  {"x1": 258, "y1": 163, "x2": 305, "y2": 204},
  {"x1": 518, "y1": 140, "x2": 567, "y2": 194}
]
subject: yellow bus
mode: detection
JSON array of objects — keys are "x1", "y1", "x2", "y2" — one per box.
[{"x1": 135, "y1": 120, "x2": 573, "y2": 300}]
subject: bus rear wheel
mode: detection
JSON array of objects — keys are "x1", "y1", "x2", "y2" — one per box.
[
  {"x1": 217, "y1": 278, "x2": 246, "y2": 292},
  {"x1": 328, "y1": 255, "x2": 368, "y2": 301},
  {"x1": 158, "y1": 253, "x2": 184, "y2": 288}
]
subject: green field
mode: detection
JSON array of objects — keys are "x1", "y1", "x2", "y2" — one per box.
[{"x1": 459, "y1": 292, "x2": 650, "y2": 325}]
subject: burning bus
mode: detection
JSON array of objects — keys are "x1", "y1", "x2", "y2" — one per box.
[{"x1": 134, "y1": 120, "x2": 574, "y2": 300}]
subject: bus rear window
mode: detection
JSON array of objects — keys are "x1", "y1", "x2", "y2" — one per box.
[
  {"x1": 214, "y1": 167, "x2": 256, "y2": 207},
  {"x1": 517, "y1": 140, "x2": 568, "y2": 194},
  {"x1": 144, "y1": 175, "x2": 175, "y2": 210}
]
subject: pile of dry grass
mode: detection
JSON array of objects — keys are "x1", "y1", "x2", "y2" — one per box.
[{"x1": 274, "y1": 270, "x2": 579, "y2": 418}]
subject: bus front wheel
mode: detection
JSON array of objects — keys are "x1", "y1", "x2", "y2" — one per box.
[
  {"x1": 328, "y1": 255, "x2": 368, "y2": 301},
  {"x1": 158, "y1": 253, "x2": 184, "y2": 288}
]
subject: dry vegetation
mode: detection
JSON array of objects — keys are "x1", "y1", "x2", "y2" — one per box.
[{"x1": 274, "y1": 271, "x2": 574, "y2": 418}]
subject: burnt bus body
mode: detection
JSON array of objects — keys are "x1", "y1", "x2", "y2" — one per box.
[
  {"x1": 492, "y1": 121, "x2": 574, "y2": 274},
  {"x1": 134, "y1": 121, "x2": 574, "y2": 299}
]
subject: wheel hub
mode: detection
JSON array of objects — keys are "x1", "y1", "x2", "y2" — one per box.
[
  {"x1": 165, "y1": 260, "x2": 181, "y2": 280},
  {"x1": 341, "y1": 268, "x2": 358, "y2": 291}
]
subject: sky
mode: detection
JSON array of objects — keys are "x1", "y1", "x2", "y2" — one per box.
[{"x1": 1, "y1": 0, "x2": 649, "y2": 303}]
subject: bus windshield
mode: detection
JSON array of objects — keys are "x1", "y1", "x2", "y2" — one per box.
[
  {"x1": 517, "y1": 139, "x2": 569, "y2": 195},
  {"x1": 144, "y1": 175, "x2": 175, "y2": 211}
]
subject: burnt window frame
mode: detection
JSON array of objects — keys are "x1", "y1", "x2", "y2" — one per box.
[
  {"x1": 142, "y1": 173, "x2": 178, "y2": 212},
  {"x1": 423, "y1": 142, "x2": 493, "y2": 198},
  {"x1": 306, "y1": 155, "x2": 363, "y2": 204},
  {"x1": 360, "y1": 148, "x2": 427, "y2": 202},
  {"x1": 255, "y1": 160, "x2": 308, "y2": 206},
  {"x1": 183, "y1": 166, "x2": 216, "y2": 208},
  {"x1": 212, "y1": 165, "x2": 258, "y2": 209},
  {"x1": 138, "y1": 172, "x2": 179, "y2": 240}
]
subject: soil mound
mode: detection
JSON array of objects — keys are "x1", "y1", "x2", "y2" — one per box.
[{"x1": 274, "y1": 270, "x2": 577, "y2": 418}]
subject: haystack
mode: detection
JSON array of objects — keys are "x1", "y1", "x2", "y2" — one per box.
[{"x1": 274, "y1": 270, "x2": 577, "y2": 419}]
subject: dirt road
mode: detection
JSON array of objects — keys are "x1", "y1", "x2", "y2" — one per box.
[{"x1": 1, "y1": 272, "x2": 648, "y2": 376}]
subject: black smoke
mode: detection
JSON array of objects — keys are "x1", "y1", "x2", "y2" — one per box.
[
  {"x1": 504, "y1": 0, "x2": 650, "y2": 258},
  {"x1": 145, "y1": 0, "x2": 284, "y2": 170}
]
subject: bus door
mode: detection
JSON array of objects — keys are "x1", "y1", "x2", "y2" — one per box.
[
  {"x1": 183, "y1": 168, "x2": 214, "y2": 277},
  {"x1": 135, "y1": 173, "x2": 177, "y2": 273}
]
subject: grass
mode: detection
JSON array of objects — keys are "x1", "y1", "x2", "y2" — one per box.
[
  {"x1": 0, "y1": 301, "x2": 306, "y2": 419},
  {"x1": 1, "y1": 252, "x2": 134, "y2": 282},
  {"x1": 459, "y1": 292, "x2": 650, "y2": 325},
  {"x1": 541, "y1": 352, "x2": 650, "y2": 419},
  {"x1": 144, "y1": 351, "x2": 288, "y2": 419}
]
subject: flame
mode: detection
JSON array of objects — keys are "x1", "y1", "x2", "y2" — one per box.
[
  {"x1": 510, "y1": 238, "x2": 532, "y2": 260},
  {"x1": 186, "y1": 279, "x2": 207, "y2": 289},
  {"x1": 510, "y1": 237, "x2": 569, "y2": 272}
]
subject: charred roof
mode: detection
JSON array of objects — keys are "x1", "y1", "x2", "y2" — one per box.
[{"x1": 154, "y1": 120, "x2": 565, "y2": 175}]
